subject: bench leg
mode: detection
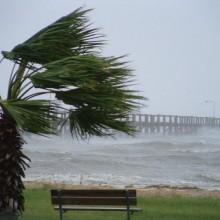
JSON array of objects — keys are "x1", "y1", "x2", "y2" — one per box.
[
  {"x1": 127, "y1": 210, "x2": 131, "y2": 220},
  {"x1": 125, "y1": 190, "x2": 131, "y2": 220},
  {"x1": 59, "y1": 205, "x2": 63, "y2": 220}
]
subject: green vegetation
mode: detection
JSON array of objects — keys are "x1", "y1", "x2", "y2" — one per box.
[{"x1": 20, "y1": 188, "x2": 220, "y2": 220}]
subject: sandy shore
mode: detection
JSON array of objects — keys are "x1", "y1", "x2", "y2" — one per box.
[{"x1": 24, "y1": 181, "x2": 220, "y2": 198}]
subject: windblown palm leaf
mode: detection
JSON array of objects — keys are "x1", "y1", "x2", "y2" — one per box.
[
  {"x1": 0, "y1": 100, "x2": 60, "y2": 135},
  {"x1": 30, "y1": 55, "x2": 143, "y2": 137},
  {"x1": 69, "y1": 107, "x2": 135, "y2": 139},
  {"x1": 2, "y1": 7, "x2": 103, "y2": 65}
]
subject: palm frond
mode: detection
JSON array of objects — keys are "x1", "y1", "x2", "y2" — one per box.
[
  {"x1": 31, "y1": 55, "x2": 144, "y2": 111},
  {"x1": 31, "y1": 55, "x2": 135, "y2": 88},
  {"x1": 7, "y1": 60, "x2": 28, "y2": 99},
  {"x1": 68, "y1": 107, "x2": 135, "y2": 139},
  {"x1": 2, "y1": 7, "x2": 103, "y2": 65},
  {"x1": 0, "y1": 99, "x2": 61, "y2": 135},
  {"x1": 31, "y1": 56, "x2": 101, "y2": 89},
  {"x1": 30, "y1": 55, "x2": 145, "y2": 137}
]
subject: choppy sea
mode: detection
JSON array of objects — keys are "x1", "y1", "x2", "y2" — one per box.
[{"x1": 23, "y1": 129, "x2": 220, "y2": 190}]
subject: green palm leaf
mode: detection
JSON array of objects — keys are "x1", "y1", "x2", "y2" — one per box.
[
  {"x1": 69, "y1": 107, "x2": 135, "y2": 138},
  {"x1": 2, "y1": 7, "x2": 103, "y2": 65},
  {"x1": 0, "y1": 99, "x2": 60, "y2": 135},
  {"x1": 30, "y1": 55, "x2": 144, "y2": 137}
]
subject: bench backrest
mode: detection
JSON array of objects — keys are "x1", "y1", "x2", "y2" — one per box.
[{"x1": 51, "y1": 189, "x2": 137, "y2": 206}]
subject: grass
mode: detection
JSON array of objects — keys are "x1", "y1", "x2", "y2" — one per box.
[{"x1": 19, "y1": 188, "x2": 220, "y2": 220}]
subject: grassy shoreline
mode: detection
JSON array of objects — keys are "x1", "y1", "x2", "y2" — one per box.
[
  {"x1": 20, "y1": 187, "x2": 220, "y2": 220},
  {"x1": 24, "y1": 180, "x2": 220, "y2": 198}
]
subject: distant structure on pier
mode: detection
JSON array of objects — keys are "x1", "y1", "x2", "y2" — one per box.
[{"x1": 59, "y1": 113, "x2": 220, "y2": 135}]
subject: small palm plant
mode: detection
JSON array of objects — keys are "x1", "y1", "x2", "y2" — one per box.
[{"x1": 0, "y1": 7, "x2": 144, "y2": 217}]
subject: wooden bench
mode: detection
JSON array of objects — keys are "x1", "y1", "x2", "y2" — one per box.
[{"x1": 51, "y1": 189, "x2": 142, "y2": 220}]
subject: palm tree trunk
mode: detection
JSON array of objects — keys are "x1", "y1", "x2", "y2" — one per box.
[{"x1": 0, "y1": 113, "x2": 30, "y2": 215}]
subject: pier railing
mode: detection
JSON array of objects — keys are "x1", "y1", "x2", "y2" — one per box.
[{"x1": 127, "y1": 114, "x2": 220, "y2": 134}]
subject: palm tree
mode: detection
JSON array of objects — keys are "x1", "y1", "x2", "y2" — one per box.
[{"x1": 0, "y1": 7, "x2": 144, "y2": 217}]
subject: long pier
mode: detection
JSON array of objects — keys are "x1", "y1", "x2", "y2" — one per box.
[
  {"x1": 127, "y1": 114, "x2": 220, "y2": 134},
  {"x1": 59, "y1": 113, "x2": 220, "y2": 135}
]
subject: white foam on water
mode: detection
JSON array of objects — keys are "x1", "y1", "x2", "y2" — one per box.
[{"x1": 23, "y1": 129, "x2": 220, "y2": 190}]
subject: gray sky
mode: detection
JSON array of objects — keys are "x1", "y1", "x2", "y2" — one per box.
[{"x1": 0, "y1": 0, "x2": 220, "y2": 117}]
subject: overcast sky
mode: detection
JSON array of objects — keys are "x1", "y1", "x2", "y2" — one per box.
[{"x1": 1, "y1": 0, "x2": 220, "y2": 117}]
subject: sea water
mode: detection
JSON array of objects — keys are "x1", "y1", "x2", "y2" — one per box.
[{"x1": 23, "y1": 129, "x2": 220, "y2": 190}]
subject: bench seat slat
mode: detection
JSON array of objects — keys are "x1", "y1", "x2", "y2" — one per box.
[{"x1": 54, "y1": 205, "x2": 142, "y2": 212}]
